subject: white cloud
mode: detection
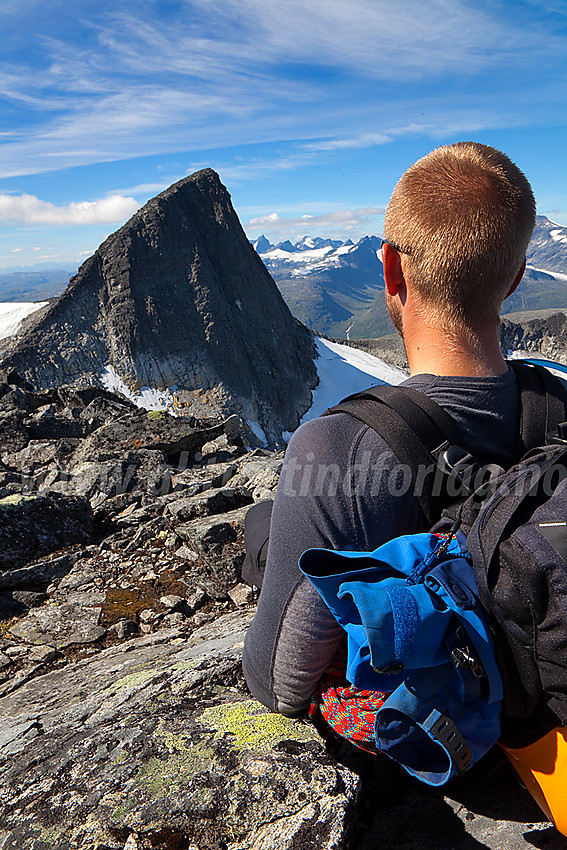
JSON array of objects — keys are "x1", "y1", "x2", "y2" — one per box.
[
  {"x1": 111, "y1": 180, "x2": 172, "y2": 197},
  {"x1": 245, "y1": 206, "x2": 385, "y2": 237},
  {"x1": 248, "y1": 212, "x2": 281, "y2": 227},
  {"x1": 11, "y1": 247, "x2": 23, "y2": 253},
  {"x1": 0, "y1": 193, "x2": 140, "y2": 226},
  {"x1": 182, "y1": 0, "x2": 565, "y2": 79},
  {"x1": 306, "y1": 133, "x2": 392, "y2": 151}
]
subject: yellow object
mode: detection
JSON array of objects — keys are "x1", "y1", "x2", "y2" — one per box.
[{"x1": 500, "y1": 726, "x2": 567, "y2": 836}]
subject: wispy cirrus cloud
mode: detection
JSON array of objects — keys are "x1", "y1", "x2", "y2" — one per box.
[
  {"x1": 0, "y1": 193, "x2": 140, "y2": 225},
  {"x1": 306, "y1": 133, "x2": 393, "y2": 152},
  {"x1": 1, "y1": 0, "x2": 566, "y2": 179}
]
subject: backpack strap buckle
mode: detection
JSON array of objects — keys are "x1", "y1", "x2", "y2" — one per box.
[
  {"x1": 551, "y1": 421, "x2": 567, "y2": 445},
  {"x1": 424, "y1": 710, "x2": 472, "y2": 775},
  {"x1": 437, "y1": 445, "x2": 479, "y2": 495}
]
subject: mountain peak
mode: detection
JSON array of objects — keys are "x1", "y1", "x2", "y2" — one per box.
[{"x1": 0, "y1": 170, "x2": 317, "y2": 441}]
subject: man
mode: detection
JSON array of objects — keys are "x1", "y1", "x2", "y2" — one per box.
[{"x1": 243, "y1": 141, "x2": 535, "y2": 718}]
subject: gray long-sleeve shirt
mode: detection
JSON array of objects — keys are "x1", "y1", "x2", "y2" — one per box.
[{"x1": 243, "y1": 369, "x2": 521, "y2": 715}]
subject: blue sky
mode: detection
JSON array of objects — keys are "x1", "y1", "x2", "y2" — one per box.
[{"x1": 1, "y1": 0, "x2": 567, "y2": 270}]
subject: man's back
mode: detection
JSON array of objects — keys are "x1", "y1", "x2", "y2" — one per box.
[{"x1": 243, "y1": 368, "x2": 521, "y2": 715}]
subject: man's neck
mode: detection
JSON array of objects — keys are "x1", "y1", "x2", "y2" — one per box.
[{"x1": 403, "y1": 316, "x2": 508, "y2": 378}]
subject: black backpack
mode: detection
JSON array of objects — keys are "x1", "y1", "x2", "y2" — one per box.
[{"x1": 324, "y1": 359, "x2": 567, "y2": 746}]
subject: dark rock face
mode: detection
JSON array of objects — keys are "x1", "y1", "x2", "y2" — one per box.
[
  {"x1": 0, "y1": 493, "x2": 93, "y2": 572},
  {"x1": 0, "y1": 169, "x2": 317, "y2": 441},
  {"x1": 500, "y1": 311, "x2": 567, "y2": 363}
]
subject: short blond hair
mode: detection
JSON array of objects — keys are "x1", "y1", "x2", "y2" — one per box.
[{"x1": 383, "y1": 142, "x2": 536, "y2": 331}]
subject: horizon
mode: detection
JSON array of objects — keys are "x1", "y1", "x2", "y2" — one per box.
[
  {"x1": 1, "y1": 1, "x2": 567, "y2": 270},
  {"x1": 1, "y1": 211, "x2": 566, "y2": 279}
]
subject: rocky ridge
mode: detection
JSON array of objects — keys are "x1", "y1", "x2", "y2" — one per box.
[
  {"x1": 1, "y1": 371, "x2": 566, "y2": 849},
  {"x1": 500, "y1": 310, "x2": 567, "y2": 363},
  {"x1": 341, "y1": 313, "x2": 567, "y2": 372},
  {"x1": 0, "y1": 170, "x2": 317, "y2": 443}
]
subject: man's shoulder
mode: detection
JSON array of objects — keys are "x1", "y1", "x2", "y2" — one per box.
[
  {"x1": 286, "y1": 406, "x2": 400, "y2": 474},
  {"x1": 288, "y1": 411, "x2": 371, "y2": 456}
]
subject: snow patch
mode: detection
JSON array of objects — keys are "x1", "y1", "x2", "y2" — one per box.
[
  {"x1": 263, "y1": 246, "x2": 334, "y2": 263},
  {"x1": 525, "y1": 265, "x2": 567, "y2": 282},
  {"x1": 301, "y1": 338, "x2": 407, "y2": 424},
  {"x1": 334, "y1": 244, "x2": 356, "y2": 256},
  {"x1": 550, "y1": 229, "x2": 567, "y2": 244},
  {"x1": 247, "y1": 419, "x2": 268, "y2": 446},
  {"x1": 100, "y1": 365, "x2": 181, "y2": 413},
  {"x1": 0, "y1": 301, "x2": 48, "y2": 341}
]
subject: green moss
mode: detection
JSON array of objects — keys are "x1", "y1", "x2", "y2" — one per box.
[
  {"x1": 199, "y1": 699, "x2": 319, "y2": 752},
  {"x1": 38, "y1": 824, "x2": 65, "y2": 844},
  {"x1": 147, "y1": 410, "x2": 164, "y2": 420}
]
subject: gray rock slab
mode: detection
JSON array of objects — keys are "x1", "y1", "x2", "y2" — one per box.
[
  {"x1": 0, "y1": 610, "x2": 355, "y2": 850},
  {"x1": 8, "y1": 601, "x2": 106, "y2": 648},
  {"x1": 165, "y1": 486, "x2": 244, "y2": 522},
  {"x1": 1, "y1": 607, "x2": 566, "y2": 849},
  {"x1": 0, "y1": 552, "x2": 76, "y2": 592}
]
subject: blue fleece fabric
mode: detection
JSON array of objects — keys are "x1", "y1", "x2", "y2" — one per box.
[{"x1": 299, "y1": 533, "x2": 503, "y2": 785}]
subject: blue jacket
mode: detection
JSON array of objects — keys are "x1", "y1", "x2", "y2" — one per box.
[{"x1": 299, "y1": 532, "x2": 502, "y2": 785}]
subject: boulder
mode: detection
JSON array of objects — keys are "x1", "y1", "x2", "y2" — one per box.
[
  {"x1": 0, "y1": 611, "x2": 562, "y2": 850},
  {"x1": 0, "y1": 494, "x2": 94, "y2": 571}
]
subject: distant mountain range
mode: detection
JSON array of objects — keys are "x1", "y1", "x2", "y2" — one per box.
[
  {"x1": 257, "y1": 235, "x2": 388, "y2": 338},
  {"x1": 2, "y1": 215, "x2": 567, "y2": 345},
  {"x1": 254, "y1": 215, "x2": 567, "y2": 338},
  {"x1": 0, "y1": 268, "x2": 75, "y2": 302}
]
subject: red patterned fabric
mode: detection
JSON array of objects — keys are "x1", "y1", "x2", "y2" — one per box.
[{"x1": 309, "y1": 649, "x2": 389, "y2": 753}]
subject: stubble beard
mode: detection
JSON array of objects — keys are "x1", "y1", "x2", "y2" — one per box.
[{"x1": 385, "y1": 292, "x2": 404, "y2": 338}]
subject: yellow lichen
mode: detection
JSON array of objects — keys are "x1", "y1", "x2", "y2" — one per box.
[
  {"x1": 112, "y1": 668, "x2": 160, "y2": 691},
  {"x1": 127, "y1": 737, "x2": 216, "y2": 801},
  {"x1": 199, "y1": 699, "x2": 319, "y2": 752},
  {"x1": 38, "y1": 825, "x2": 65, "y2": 844},
  {"x1": 0, "y1": 494, "x2": 36, "y2": 507},
  {"x1": 154, "y1": 721, "x2": 194, "y2": 753}
]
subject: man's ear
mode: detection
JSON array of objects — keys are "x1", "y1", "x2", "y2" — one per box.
[
  {"x1": 382, "y1": 241, "x2": 405, "y2": 296},
  {"x1": 505, "y1": 259, "x2": 526, "y2": 299}
]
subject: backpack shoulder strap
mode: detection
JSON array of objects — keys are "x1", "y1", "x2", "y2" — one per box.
[
  {"x1": 323, "y1": 384, "x2": 466, "y2": 526},
  {"x1": 508, "y1": 360, "x2": 567, "y2": 453}
]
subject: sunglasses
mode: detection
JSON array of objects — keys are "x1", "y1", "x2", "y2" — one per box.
[{"x1": 381, "y1": 239, "x2": 411, "y2": 256}]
